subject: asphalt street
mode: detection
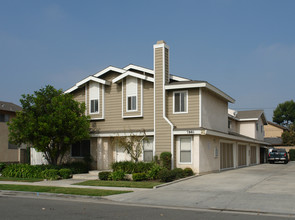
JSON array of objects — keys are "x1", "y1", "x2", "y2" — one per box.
[{"x1": 0, "y1": 196, "x2": 293, "y2": 220}]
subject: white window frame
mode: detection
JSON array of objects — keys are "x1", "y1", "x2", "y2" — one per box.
[
  {"x1": 89, "y1": 82, "x2": 100, "y2": 114},
  {"x1": 126, "y1": 77, "x2": 138, "y2": 112},
  {"x1": 179, "y1": 136, "x2": 192, "y2": 164},
  {"x1": 173, "y1": 90, "x2": 188, "y2": 114},
  {"x1": 142, "y1": 137, "x2": 154, "y2": 162}
]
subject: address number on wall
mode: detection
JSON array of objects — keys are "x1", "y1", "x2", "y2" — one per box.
[{"x1": 186, "y1": 130, "x2": 194, "y2": 134}]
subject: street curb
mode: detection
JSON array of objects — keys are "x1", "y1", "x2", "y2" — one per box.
[{"x1": 153, "y1": 174, "x2": 199, "y2": 189}]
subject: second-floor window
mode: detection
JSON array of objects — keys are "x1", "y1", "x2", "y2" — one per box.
[
  {"x1": 126, "y1": 77, "x2": 137, "y2": 111},
  {"x1": 89, "y1": 81, "x2": 99, "y2": 114},
  {"x1": 0, "y1": 114, "x2": 9, "y2": 122},
  {"x1": 174, "y1": 91, "x2": 188, "y2": 113}
]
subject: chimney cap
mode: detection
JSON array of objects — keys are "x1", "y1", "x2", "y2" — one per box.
[{"x1": 156, "y1": 40, "x2": 166, "y2": 44}]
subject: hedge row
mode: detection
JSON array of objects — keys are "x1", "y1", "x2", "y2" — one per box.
[
  {"x1": 0, "y1": 162, "x2": 89, "y2": 179},
  {"x1": 98, "y1": 167, "x2": 194, "y2": 182},
  {"x1": 111, "y1": 161, "x2": 155, "y2": 174}
]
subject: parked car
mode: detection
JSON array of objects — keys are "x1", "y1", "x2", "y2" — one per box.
[{"x1": 269, "y1": 149, "x2": 288, "y2": 164}]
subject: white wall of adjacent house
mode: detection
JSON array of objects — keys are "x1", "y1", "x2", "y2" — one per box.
[
  {"x1": 238, "y1": 122, "x2": 256, "y2": 139},
  {"x1": 201, "y1": 90, "x2": 228, "y2": 133},
  {"x1": 30, "y1": 148, "x2": 48, "y2": 165},
  {"x1": 255, "y1": 118, "x2": 265, "y2": 141}
]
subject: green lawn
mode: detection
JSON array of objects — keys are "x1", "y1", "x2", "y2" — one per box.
[
  {"x1": 74, "y1": 180, "x2": 162, "y2": 188},
  {"x1": 0, "y1": 184, "x2": 131, "y2": 196},
  {"x1": 0, "y1": 176, "x2": 43, "y2": 182}
]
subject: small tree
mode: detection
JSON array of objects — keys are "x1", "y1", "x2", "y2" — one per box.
[
  {"x1": 273, "y1": 100, "x2": 295, "y2": 127},
  {"x1": 112, "y1": 130, "x2": 148, "y2": 162},
  {"x1": 282, "y1": 124, "x2": 295, "y2": 146},
  {"x1": 8, "y1": 85, "x2": 90, "y2": 165}
]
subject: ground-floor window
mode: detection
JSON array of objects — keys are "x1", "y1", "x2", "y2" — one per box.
[
  {"x1": 143, "y1": 137, "x2": 153, "y2": 162},
  {"x1": 180, "y1": 137, "x2": 192, "y2": 163},
  {"x1": 71, "y1": 140, "x2": 90, "y2": 157}
]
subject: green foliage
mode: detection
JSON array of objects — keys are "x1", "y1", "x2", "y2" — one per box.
[
  {"x1": 110, "y1": 171, "x2": 126, "y2": 181},
  {"x1": 289, "y1": 149, "x2": 295, "y2": 161},
  {"x1": 0, "y1": 163, "x2": 6, "y2": 172},
  {"x1": 183, "y1": 168, "x2": 194, "y2": 177},
  {"x1": 147, "y1": 164, "x2": 164, "y2": 180},
  {"x1": 132, "y1": 173, "x2": 147, "y2": 181},
  {"x1": 153, "y1": 155, "x2": 160, "y2": 164},
  {"x1": 111, "y1": 161, "x2": 154, "y2": 174},
  {"x1": 172, "y1": 168, "x2": 186, "y2": 179},
  {"x1": 59, "y1": 168, "x2": 72, "y2": 179},
  {"x1": 160, "y1": 152, "x2": 172, "y2": 170},
  {"x1": 273, "y1": 100, "x2": 295, "y2": 127},
  {"x1": 8, "y1": 85, "x2": 90, "y2": 165},
  {"x1": 63, "y1": 161, "x2": 90, "y2": 174},
  {"x1": 42, "y1": 169, "x2": 59, "y2": 180},
  {"x1": 282, "y1": 124, "x2": 295, "y2": 146},
  {"x1": 99, "y1": 171, "x2": 112, "y2": 181},
  {"x1": 112, "y1": 131, "x2": 148, "y2": 162},
  {"x1": 158, "y1": 169, "x2": 176, "y2": 182}
]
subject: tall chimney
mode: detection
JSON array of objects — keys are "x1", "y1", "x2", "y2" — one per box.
[{"x1": 153, "y1": 40, "x2": 174, "y2": 163}]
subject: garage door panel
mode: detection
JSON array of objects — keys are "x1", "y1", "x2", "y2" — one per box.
[{"x1": 220, "y1": 143, "x2": 233, "y2": 169}]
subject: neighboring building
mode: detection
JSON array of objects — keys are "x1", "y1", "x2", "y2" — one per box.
[
  {"x1": 264, "y1": 121, "x2": 295, "y2": 154},
  {"x1": 228, "y1": 110, "x2": 269, "y2": 163},
  {"x1": 0, "y1": 101, "x2": 27, "y2": 163},
  {"x1": 61, "y1": 41, "x2": 270, "y2": 174}
]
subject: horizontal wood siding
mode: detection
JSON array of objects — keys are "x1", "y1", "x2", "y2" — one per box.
[
  {"x1": 167, "y1": 88, "x2": 199, "y2": 129},
  {"x1": 72, "y1": 87, "x2": 85, "y2": 103},
  {"x1": 154, "y1": 46, "x2": 171, "y2": 154}
]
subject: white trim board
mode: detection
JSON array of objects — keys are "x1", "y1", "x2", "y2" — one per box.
[{"x1": 112, "y1": 71, "x2": 154, "y2": 83}]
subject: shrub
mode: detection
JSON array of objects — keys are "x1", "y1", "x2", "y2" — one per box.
[
  {"x1": 160, "y1": 152, "x2": 172, "y2": 170},
  {"x1": 153, "y1": 155, "x2": 160, "y2": 164},
  {"x1": 1, "y1": 164, "x2": 44, "y2": 178},
  {"x1": 183, "y1": 168, "x2": 194, "y2": 177},
  {"x1": 63, "y1": 162, "x2": 89, "y2": 174},
  {"x1": 172, "y1": 168, "x2": 185, "y2": 179},
  {"x1": 132, "y1": 173, "x2": 147, "y2": 181},
  {"x1": 158, "y1": 169, "x2": 176, "y2": 182},
  {"x1": 99, "y1": 171, "x2": 112, "y2": 180},
  {"x1": 289, "y1": 149, "x2": 295, "y2": 161},
  {"x1": 59, "y1": 168, "x2": 72, "y2": 179},
  {"x1": 111, "y1": 171, "x2": 126, "y2": 181},
  {"x1": 42, "y1": 169, "x2": 59, "y2": 180},
  {"x1": 0, "y1": 163, "x2": 6, "y2": 172},
  {"x1": 147, "y1": 164, "x2": 163, "y2": 180},
  {"x1": 111, "y1": 161, "x2": 155, "y2": 174}
]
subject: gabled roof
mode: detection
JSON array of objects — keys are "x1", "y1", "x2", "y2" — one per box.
[
  {"x1": 266, "y1": 121, "x2": 289, "y2": 131},
  {"x1": 123, "y1": 64, "x2": 154, "y2": 75},
  {"x1": 165, "y1": 81, "x2": 235, "y2": 103},
  {"x1": 236, "y1": 110, "x2": 267, "y2": 125},
  {"x1": 112, "y1": 71, "x2": 154, "y2": 83},
  {"x1": 0, "y1": 101, "x2": 22, "y2": 112},
  {"x1": 264, "y1": 137, "x2": 284, "y2": 146}
]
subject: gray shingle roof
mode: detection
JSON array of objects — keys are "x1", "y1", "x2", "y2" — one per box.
[
  {"x1": 264, "y1": 137, "x2": 284, "y2": 146},
  {"x1": 236, "y1": 110, "x2": 264, "y2": 119},
  {"x1": 0, "y1": 101, "x2": 22, "y2": 112}
]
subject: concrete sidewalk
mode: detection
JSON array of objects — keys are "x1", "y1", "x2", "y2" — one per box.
[{"x1": 0, "y1": 178, "x2": 150, "y2": 192}]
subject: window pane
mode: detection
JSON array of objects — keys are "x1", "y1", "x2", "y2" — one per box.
[
  {"x1": 81, "y1": 140, "x2": 90, "y2": 157},
  {"x1": 181, "y1": 92, "x2": 185, "y2": 112},
  {"x1": 132, "y1": 96, "x2": 136, "y2": 110},
  {"x1": 180, "y1": 138, "x2": 191, "y2": 151},
  {"x1": 0, "y1": 114, "x2": 4, "y2": 122},
  {"x1": 180, "y1": 152, "x2": 191, "y2": 163},
  {"x1": 175, "y1": 93, "x2": 180, "y2": 112},
  {"x1": 71, "y1": 142, "x2": 81, "y2": 157},
  {"x1": 91, "y1": 99, "x2": 98, "y2": 113},
  {"x1": 144, "y1": 151, "x2": 153, "y2": 162}
]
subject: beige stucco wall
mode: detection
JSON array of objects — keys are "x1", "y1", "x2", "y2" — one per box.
[
  {"x1": 201, "y1": 89, "x2": 228, "y2": 133},
  {"x1": 239, "y1": 122, "x2": 255, "y2": 139},
  {"x1": 264, "y1": 124, "x2": 284, "y2": 138}
]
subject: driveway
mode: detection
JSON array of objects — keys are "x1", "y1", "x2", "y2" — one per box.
[{"x1": 108, "y1": 162, "x2": 295, "y2": 215}]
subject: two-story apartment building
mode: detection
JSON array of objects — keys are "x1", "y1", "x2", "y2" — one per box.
[
  {"x1": 0, "y1": 101, "x2": 27, "y2": 163},
  {"x1": 64, "y1": 40, "x2": 269, "y2": 174}
]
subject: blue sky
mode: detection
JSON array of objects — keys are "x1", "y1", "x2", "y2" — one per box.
[{"x1": 1, "y1": 0, "x2": 295, "y2": 121}]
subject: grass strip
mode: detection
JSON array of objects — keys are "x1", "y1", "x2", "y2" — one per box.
[
  {"x1": 74, "y1": 180, "x2": 162, "y2": 188},
  {"x1": 0, "y1": 177, "x2": 43, "y2": 182},
  {"x1": 0, "y1": 184, "x2": 131, "y2": 196}
]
